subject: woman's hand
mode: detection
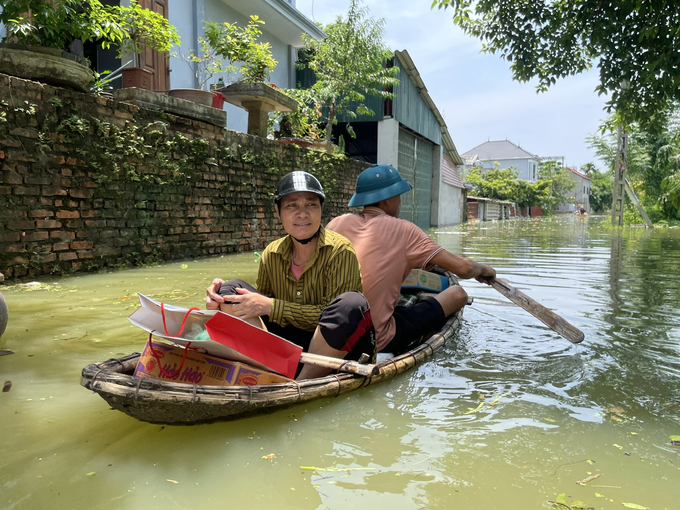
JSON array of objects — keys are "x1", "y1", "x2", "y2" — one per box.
[
  {"x1": 205, "y1": 278, "x2": 225, "y2": 310},
  {"x1": 226, "y1": 288, "x2": 273, "y2": 319}
]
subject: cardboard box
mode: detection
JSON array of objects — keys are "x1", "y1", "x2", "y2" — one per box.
[
  {"x1": 134, "y1": 339, "x2": 291, "y2": 386},
  {"x1": 401, "y1": 269, "x2": 449, "y2": 292},
  {"x1": 129, "y1": 294, "x2": 303, "y2": 379}
]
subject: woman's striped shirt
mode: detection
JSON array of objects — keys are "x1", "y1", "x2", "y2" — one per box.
[{"x1": 257, "y1": 227, "x2": 363, "y2": 331}]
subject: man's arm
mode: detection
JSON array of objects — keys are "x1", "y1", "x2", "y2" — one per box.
[{"x1": 429, "y1": 249, "x2": 496, "y2": 284}]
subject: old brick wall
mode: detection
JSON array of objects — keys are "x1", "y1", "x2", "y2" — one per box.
[{"x1": 0, "y1": 73, "x2": 368, "y2": 279}]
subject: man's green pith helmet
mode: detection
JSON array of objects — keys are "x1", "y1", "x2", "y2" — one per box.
[{"x1": 348, "y1": 164, "x2": 413, "y2": 207}]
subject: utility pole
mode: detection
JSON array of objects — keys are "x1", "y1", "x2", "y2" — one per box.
[{"x1": 611, "y1": 124, "x2": 627, "y2": 227}]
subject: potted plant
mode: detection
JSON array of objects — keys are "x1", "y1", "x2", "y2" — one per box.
[
  {"x1": 203, "y1": 15, "x2": 277, "y2": 84},
  {"x1": 203, "y1": 15, "x2": 297, "y2": 136},
  {"x1": 111, "y1": 0, "x2": 181, "y2": 90},
  {"x1": 169, "y1": 35, "x2": 235, "y2": 108},
  {"x1": 271, "y1": 88, "x2": 327, "y2": 147},
  {"x1": 0, "y1": 0, "x2": 122, "y2": 91}
]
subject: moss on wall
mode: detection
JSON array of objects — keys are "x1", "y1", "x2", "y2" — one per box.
[{"x1": 0, "y1": 73, "x2": 367, "y2": 279}]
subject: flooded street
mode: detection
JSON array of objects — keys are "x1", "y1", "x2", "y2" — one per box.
[{"x1": 1, "y1": 215, "x2": 679, "y2": 510}]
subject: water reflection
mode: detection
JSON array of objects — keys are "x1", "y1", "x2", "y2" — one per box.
[{"x1": 1, "y1": 216, "x2": 679, "y2": 510}]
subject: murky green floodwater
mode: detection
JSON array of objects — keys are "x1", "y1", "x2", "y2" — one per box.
[{"x1": 1, "y1": 215, "x2": 679, "y2": 510}]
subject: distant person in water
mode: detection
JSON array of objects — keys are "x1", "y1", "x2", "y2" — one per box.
[{"x1": 205, "y1": 171, "x2": 375, "y2": 380}]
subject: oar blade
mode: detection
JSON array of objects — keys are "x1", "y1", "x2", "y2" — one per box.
[{"x1": 490, "y1": 279, "x2": 585, "y2": 344}]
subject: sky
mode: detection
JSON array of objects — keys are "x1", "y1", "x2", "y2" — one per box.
[{"x1": 295, "y1": 0, "x2": 611, "y2": 170}]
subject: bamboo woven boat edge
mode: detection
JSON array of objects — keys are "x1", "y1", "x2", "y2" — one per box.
[{"x1": 80, "y1": 271, "x2": 463, "y2": 425}]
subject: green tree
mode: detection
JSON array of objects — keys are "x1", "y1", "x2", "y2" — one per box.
[
  {"x1": 465, "y1": 163, "x2": 541, "y2": 207},
  {"x1": 465, "y1": 164, "x2": 519, "y2": 201},
  {"x1": 0, "y1": 0, "x2": 123, "y2": 51},
  {"x1": 465, "y1": 161, "x2": 577, "y2": 213},
  {"x1": 581, "y1": 162, "x2": 613, "y2": 213},
  {"x1": 301, "y1": 0, "x2": 399, "y2": 144},
  {"x1": 431, "y1": 0, "x2": 680, "y2": 130},
  {"x1": 204, "y1": 15, "x2": 277, "y2": 83},
  {"x1": 536, "y1": 161, "x2": 574, "y2": 214},
  {"x1": 587, "y1": 110, "x2": 680, "y2": 220},
  {"x1": 113, "y1": 0, "x2": 180, "y2": 68}
]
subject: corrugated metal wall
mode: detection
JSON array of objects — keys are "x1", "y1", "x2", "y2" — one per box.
[
  {"x1": 398, "y1": 129, "x2": 433, "y2": 229},
  {"x1": 295, "y1": 68, "x2": 384, "y2": 123},
  {"x1": 393, "y1": 59, "x2": 442, "y2": 146}
]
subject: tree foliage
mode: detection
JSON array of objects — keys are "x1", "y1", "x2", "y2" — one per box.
[
  {"x1": 580, "y1": 162, "x2": 613, "y2": 213},
  {"x1": 536, "y1": 161, "x2": 576, "y2": 214},
  {"x1": 301, "y1": 0, "x2": 399, "y2": 143},
  {"x1": 431, "y1": 0, "x2": 680, "y2": 130},
  {"x1": 466, "y1": 164, "x2": 521, "y2": 201},
  {"x1": 465, "y1": 164, "x2": 540, "y2": 207},
  {"x1": 111, "y1": 0, "x2": 180, "y2": 67},
  {"x1": 204, "y1": 15, "x2": 277, "y2": 83},
  {"x1": 0, "y1": 0, "x2": 123, "y2": 51},
  {"x1": 466, "y1": 161, "x2": 573, "y2": 213},
  {"x1": 587, "y1": 109, "x2": 680, "y2": 220}
]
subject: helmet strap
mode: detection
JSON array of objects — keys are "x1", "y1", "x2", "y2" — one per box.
[{"x1": 292, "y1": 227, "x2": 320, "y2": 245}]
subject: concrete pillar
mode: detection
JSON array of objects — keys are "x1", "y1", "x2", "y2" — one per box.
[{"x1": 377, "y1": 118, "x2": 399, "y2": 167}]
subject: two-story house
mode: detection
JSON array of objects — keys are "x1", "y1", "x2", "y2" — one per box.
[
  {"x1": 461, "y1": 139, "x2": 543, "y2": 183},
  {"x1": 556, "y1": 167, "x2": 592, "y2": 213}
]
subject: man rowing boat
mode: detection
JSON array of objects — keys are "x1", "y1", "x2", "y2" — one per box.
[{"x1": 327, "y1": 164, "x2": 496, "y2": 355}]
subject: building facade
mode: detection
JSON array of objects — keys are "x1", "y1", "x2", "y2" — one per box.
[
  {"x1": 167, "y1": 0, "x2": 323, "y2": 134},
  {"x1": 556, "y1": 167, "x2": 592, "y2": 213},
  {"x1": 461, "y1": 140, "x2": 545, "y2": 183}
]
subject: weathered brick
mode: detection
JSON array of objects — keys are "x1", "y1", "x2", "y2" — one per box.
[
  {"x1": 70, "y1": 240, "x2": 93, "y2": 250},
  {"x1": 42, "y1": 187, "x2": 68, "y2": 196},
  {"x1": 0, "y1": 232, "x2": 21, "y2": 242},
  {"x1": 13, "y1": 186, "x2": 40, "y2": 195},
  {"x1": 52, "y1": 242, "x2": 70, "y2": 251},
  {"x1": 56, "y1": 210, "x2": 80, "y2": 219},
  {"x1": 64, "y1": 219, "x2": 83, "y2": 229},
  {"x1": 93, "y1": 246, "x2": 121, "y2": 256},
  {"x1": 114, "y1": 110, "x2": 133, "y2": 120},
  {"x1": 29, "y1": 209, "x2": 54, "y2": 218},
  {"x1": 35, "y1": 220, "x2": 61, "y2": 229},
  {"x1": 2, "y1": 172, "x2": 23, "y2": 185},
  {"x1": 59, "y1": 252, "x2": 78, "y2": 261},
  {"x1": 69, "y1": 188, "x2": 93, "y2": 199},
  {"x1": 9, "y1": 127, "x2": 38, "y2": 139},
  {"x1": 49, "y1": 230, "x2": 75, "y2": 240},
  {"x1": 7, "y1": 220, "x2": 35, "y2": 230}
]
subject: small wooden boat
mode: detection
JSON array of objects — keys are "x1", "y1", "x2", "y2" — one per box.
[{"x1": 80, "y1": 272, "x2": 462, "y2": 425}]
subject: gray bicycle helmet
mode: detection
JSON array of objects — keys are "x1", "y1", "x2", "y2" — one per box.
[{"x1": 274, "y1": 171, "x2": 325, "y2": 205}]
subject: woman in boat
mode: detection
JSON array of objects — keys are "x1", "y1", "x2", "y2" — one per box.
[{"x1": 205, "y1": 171, "x2": 375, "y2": 380}]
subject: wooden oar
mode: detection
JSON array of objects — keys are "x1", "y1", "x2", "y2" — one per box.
[
  {"x1": 489, "y1": 278, "x2": 585, "y2": 344},
  {"x1": 299, "y1": 352, "x2": 377, "y2": 377}
]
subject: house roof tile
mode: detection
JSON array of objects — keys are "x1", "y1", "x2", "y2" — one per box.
[{"x1": 461, "y1": 140, "x2": 538, "y2": 161}]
